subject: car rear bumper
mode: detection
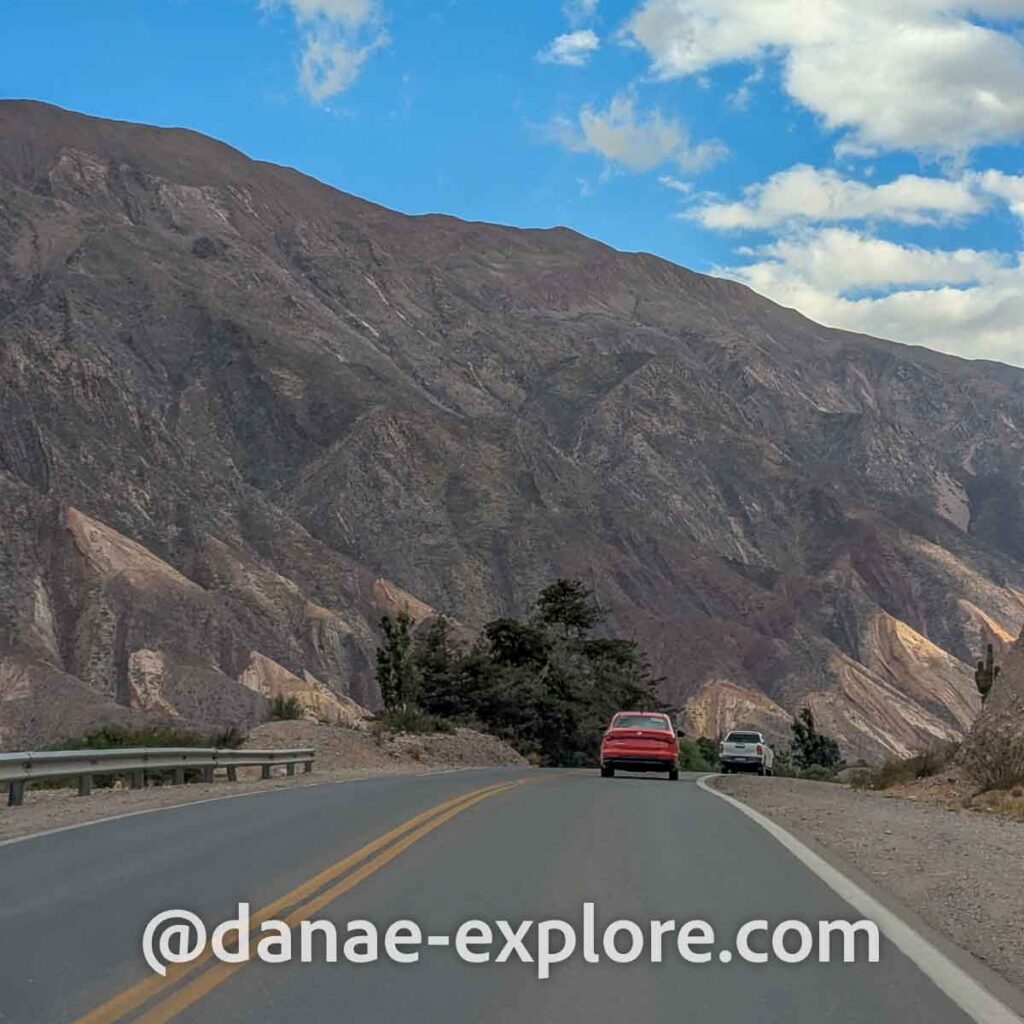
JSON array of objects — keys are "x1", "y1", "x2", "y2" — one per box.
[
  {"x1": 721, "y1": 756, "x2": 763, "y2": 770},
  {"x1": 601, "y1": 755, "x2": 677, "y2": 772}
]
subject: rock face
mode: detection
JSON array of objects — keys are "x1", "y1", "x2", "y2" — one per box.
[{"x1": 2, "y1": 100, "x2": 1023, "y2": 756}]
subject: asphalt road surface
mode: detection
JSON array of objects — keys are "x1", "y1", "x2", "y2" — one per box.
[{"x1": 0, "y1": 768, "x2": 1018, "y2": 1023}]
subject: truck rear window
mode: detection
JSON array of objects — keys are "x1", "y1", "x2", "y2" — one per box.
[
  {"x1": 612, "y1": 714, "x2": 671, "y2": 730},
  {"x1": 726, "y1": 732, "x2": 761, "y2": 743}
]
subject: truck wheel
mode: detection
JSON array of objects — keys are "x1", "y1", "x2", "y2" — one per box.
[{"x1": 669, "y1": 768, "x2": 679, "y2": 781}]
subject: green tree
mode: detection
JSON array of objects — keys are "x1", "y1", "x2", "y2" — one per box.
[
  {"x1": 415, "y1": 615, "x2": 459, "y2": 709},
  {"x1": 412, "y1": 579, "x2": 662, "y2": 767},
  {"x1": 975, "y1": 643, "x2": 1001, "y2": 703},
  {"x1": 790, "y1": 708, "x2": 841, "y2": 770},
  {"x1": 533, "y1": 579, "x2": 602, "y2": 637},
  {"x1": 695, "y1": 736, "x2": 719, "y2": 768},
  {"x1": 484, "y1": 618, "x2": 549, "y2": 667},
  {"x1": 375, "y1": 608, "x2": 421, "y2": 711}
]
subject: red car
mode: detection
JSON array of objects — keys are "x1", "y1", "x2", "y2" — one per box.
[{"x1": 600, "y1": 711, "x2": 682, "y2": 780}]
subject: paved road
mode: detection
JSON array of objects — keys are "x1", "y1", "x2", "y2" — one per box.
[{"x1": 0, "y1": 768, "x2": 1015, "y2": 1023}]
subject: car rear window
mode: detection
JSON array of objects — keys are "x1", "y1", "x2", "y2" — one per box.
[
  {"x1": 612, "y1": 714, "x2": 671, "y2": 730},
  {"x1": 726, "y1": 732, "x2": 762, "y2": 743}
]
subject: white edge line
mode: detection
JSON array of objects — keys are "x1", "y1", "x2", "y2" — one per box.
[
  {"x1": 697, "y1": 774, "x2": 1022, "y2": 1024},
  {"x1": 0, "y1": 766, "x2": 490, "y2": 850}
]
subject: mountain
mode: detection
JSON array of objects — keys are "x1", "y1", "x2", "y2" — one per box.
[{"x1": 2, "y1": 100, "x2": 1023, "y2": 757}]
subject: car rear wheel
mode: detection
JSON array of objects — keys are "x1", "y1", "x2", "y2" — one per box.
[
  {"x1": 668, "y1": 768, "x2": 679, "y2": 781},
  {"x1": 601, "y1": 765, "x2": 614, "y2": 778}
]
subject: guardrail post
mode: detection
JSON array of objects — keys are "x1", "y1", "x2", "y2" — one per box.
[
  {"x1": 286, "y1": 763, "x2": 295, "y2": 777},
  {"x1": 8, "y1": 780, "x2": 25, "y2": 807},
  {"x1": 304, "y1": 761, "x2": 313, "y2": 773},
  {"x1": 78, "y1": 774, "x2": 92, "y2": 797},
  {"x1": 172, "y1": 768, "x2": 185, "y2": 786},
  {"x1": 131, "y1": 770, "x2": 145, "y2": 790},
  {"x1": 261, "y1": 764, "x2": 272, "y2": 780},
  {"x1": 201, "y1": 766, "x2": 214, "y2": 783},
  {"x1": 227, "y1": 766, "x2": 238, "y2": 782}
]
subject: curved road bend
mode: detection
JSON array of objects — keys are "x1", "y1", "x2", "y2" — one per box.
[{"x1": 0, "y1": 768, "x2": 1018, "y2": 1023}]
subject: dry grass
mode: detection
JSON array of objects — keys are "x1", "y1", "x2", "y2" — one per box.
[
  {"x1": 973, "y1": 786, "x2": 1024, "y2": 821},
  {"x1": 852, "y1": 741, "x2": 959, "y2": 791},
  {"x1": 960, "y1": 726, "x2": 1024, "y2": 793}
]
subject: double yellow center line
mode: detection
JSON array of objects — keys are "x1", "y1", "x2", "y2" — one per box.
[{"x1": 75, "y1": 777, "x2": 530, "y2": 1024}]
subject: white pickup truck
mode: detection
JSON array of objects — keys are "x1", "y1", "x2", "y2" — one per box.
[{"x1": 719, "y1": 730, "x2": 774, "y2": 775}]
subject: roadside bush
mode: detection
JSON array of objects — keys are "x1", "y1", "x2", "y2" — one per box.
[
  {"x1": 208, "y1": 725, "x2": 248, "y2": 749},
  {"x1": 55, "y1": 724, "x2": 223, "y2": 750},
  {"x1": 961, "y1": 727, "x2": 1024, "y2": 792},
  {"x1": 695, "y1": 736, "x2": 719, "y2": 769},
  {"x1": 771, "y1": 748, "x2": 796, "y2": 778},
  {"x1": 677, "y1": 739, "x2": 712, "y2": 772},
  {"x1": 46, "y1": 724, "x2": 248, "y2": 788},
  {"x1": 269, "y1": 695, "x2": 304, "y2": 721},
  {"x1": 799, "y1": 764, "x2": 837, "y2": 782},
  {"x1": 853, "y1": 741, "x2": 960, "y2": 791},
  {"x1": 372, "y1": 706, "x2": 454, "y2": 735},
  {"x1": 790, "y1": 708, "x2": 842, "y2": 771}
]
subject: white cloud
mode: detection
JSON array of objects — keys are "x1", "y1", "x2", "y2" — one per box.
[
  {"x1": 282, "y1": 0, "x2": 373, "y2": 21},
  {"x1": 260, "y1": 0, "x2": 387, "y2": 102},
  {"x1": 625, "y1": 0, "x2": 1024, "y2": 157},
  {"x1": 563, "y1": 0, "x2": 599, "y2": 24},
  {"x1": 553, "y1": 94, "x2": 728, "y2": 173},
  {"x1": 973, "y1": 169, "x2": 1024, "y2": 220},
  {"x1": 690, "y1": 165, "x2": 986, "y2": 229},
  {"x1": 721, "y1": 227, "x2": 1024, "y2": 365},
  {"x1": 659, "y1": 174, "x2": 693, "y2": 194},
  {"x1": 537, "y1": 29, "x2": 600, "y2": 67},
  {"x1": 726, "y1": 65, "x2": 763, "y2": 111},
  {"x1": 735, "y1": 227, "x2": 1003, "y2": 293},
  {"x1": 299, "y1": 28, "x2": 388, "y2": 101}
]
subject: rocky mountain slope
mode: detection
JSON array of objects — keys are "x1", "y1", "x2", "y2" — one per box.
[{"x1": 2, "y1": 100, "x2": 1023, "y2": 757}]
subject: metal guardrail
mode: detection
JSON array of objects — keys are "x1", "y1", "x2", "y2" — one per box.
[{"x1": 0, "y1": 747, "x2": 315, "y2": 807}]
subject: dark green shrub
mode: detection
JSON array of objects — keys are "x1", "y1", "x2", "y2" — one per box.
[
  {"x1": 269, "y1": 695, "x2": 303, "y2": 721},
  {"x1": 55, "y1": 724, "x2": 219, "y2": 750},
  {"x1": 46, "y1": 724, "x2": 247, "y2": 789},
  {"x1": 790, "y1": 709, "x2": 842, "y2": 770},
  {"x1": 372, "y1": 706, "x2": 454, "y2": 734},
  {"x1": 771, "y1": 748, "x2": 796, "y2": 777},
  {"x1": 209, "y1": 725, "x2": 248, "y2": 749},
  {"x1": 677, "y1": 739, "x2": 712, "y2": 772},
  {"x1": 695, "y1": 736, "x2": 719, "y2": 769},
  {"x1": 799, "y1": 763, "x2": 837, "y2": 782}
]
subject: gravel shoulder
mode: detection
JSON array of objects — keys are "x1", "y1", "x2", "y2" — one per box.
[
  {"x1": 0, "y1": 721, "x2": 526, "y2": 843},
  {"x1": 716, "y1": 775, "x2": 1024, "y2": 991}
]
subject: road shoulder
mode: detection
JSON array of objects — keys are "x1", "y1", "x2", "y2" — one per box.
[{"x1": 709, "y1": 774, "x2": 1024, "y2": 1004}]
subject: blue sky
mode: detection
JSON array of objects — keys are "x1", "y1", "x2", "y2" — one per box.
[{"x1": 2, "y1": 0, "x2": 1023, "y2": 366}]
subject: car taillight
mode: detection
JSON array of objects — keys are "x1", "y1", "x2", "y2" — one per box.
[{"x1": 756, "y1": 744, "x2": 763, "y2": 755}]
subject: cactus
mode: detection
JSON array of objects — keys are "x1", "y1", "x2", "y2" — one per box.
[{"x1": 975, "y1": 643, "x2": 1001, "y2": 703}]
